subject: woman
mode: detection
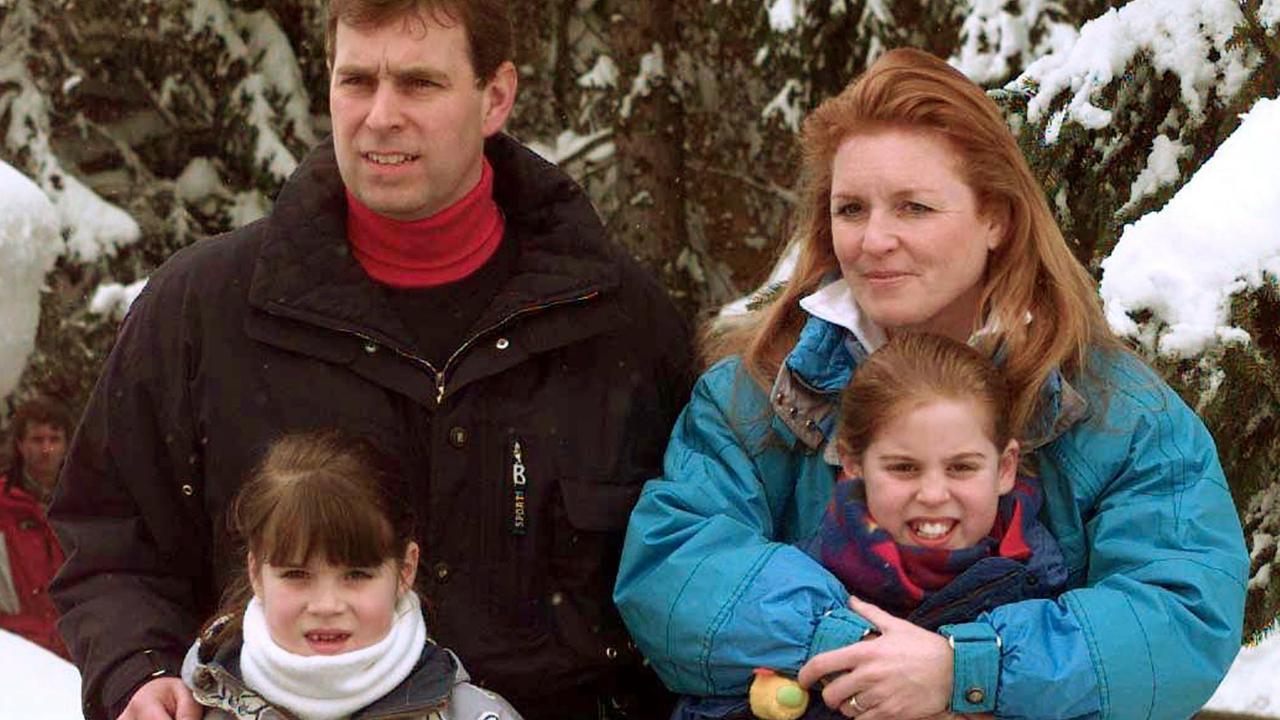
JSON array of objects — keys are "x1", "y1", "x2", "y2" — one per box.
[{"x1": 613, "y1": 48, "x2": 1247, "y2": 719}]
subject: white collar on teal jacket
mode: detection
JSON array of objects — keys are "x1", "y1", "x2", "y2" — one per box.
[{"x1": 798, "y1": 280, "x2": 886, "y2": 356}]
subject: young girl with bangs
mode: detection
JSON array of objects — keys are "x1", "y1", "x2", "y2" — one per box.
[{"x1": 179, "y1": 430, "x2": 522, "y2": 720}]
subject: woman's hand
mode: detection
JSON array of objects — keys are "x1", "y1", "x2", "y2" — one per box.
[
  {"x1": 798, "y1": 596, "x2": 954, "y2": 719},
  {"x1": 117, "y1": 677, "x2": 201, "y2": 720}
]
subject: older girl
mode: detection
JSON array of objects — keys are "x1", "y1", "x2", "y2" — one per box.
[{"x1": 615, "y1": 48, "x2": 1246, "y2": 720}]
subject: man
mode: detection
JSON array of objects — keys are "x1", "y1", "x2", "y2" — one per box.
[
  {"x1": 1, "y1": 395, "x2": 72, "y2": 658},
  {"x1": 49, "y1": 2, "x2": 693, "y2": 718}
]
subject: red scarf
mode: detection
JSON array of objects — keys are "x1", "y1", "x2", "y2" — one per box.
[
  {"x1": 807, "y1": 475, "x2": 1038, "y2": 617},
  {"x1": 346, "y1": 160, "x2": 504, "y2": 288}
]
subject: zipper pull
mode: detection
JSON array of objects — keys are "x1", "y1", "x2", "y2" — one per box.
[
  {"x1": 510, "y1": 438, "x2": 528, "y2": 535},
  {"x1": 435, "y1": 371, "x2": 445, "y2": 404}
]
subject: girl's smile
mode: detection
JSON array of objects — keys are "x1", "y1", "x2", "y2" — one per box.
[{"x1": 847, "y1": 398, "x2": 1019, "y2": 550}]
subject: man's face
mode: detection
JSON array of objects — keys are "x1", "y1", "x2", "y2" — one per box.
[
  {"x1": 329, "y1": 13, "x2": 514, "y2": 221},
  {"x1": 17, "y1": 422, "x2": 67, "y2": 488}
]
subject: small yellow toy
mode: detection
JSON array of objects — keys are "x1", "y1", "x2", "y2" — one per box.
[{"x1": 748, "y1": 668, "x2": 809, "y2": 720}]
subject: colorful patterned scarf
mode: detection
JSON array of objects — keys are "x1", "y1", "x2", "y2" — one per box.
[{"x1": 806, "y1": 474, "x2": 1041, "y2": 618}]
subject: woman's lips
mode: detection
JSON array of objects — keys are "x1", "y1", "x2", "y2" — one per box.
[{"x1": 860, "y1": 270, "x2": 913, "y2": 287}]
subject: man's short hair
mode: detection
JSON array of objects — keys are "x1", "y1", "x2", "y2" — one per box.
[
  {"x1": 3, "y1": 395, "x2": 74, "y2": 477},
  {"x1": 8, "y1": 396, "x2": 73, "y2": 444},
  {"x1": 325, "y1": 0, "x2": 514, "y2": 84}
]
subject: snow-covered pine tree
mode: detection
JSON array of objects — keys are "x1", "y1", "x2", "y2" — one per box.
[
  {"x1": 0, "y1": 0, "x2": 322, "y2": 413},
  {"x1": 1006, "y1": 0, "x2": 1279, "y2": 638}
]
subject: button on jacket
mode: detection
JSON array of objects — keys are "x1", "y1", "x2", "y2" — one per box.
[{"x1": 50, "y1": 134, "x2": 694, "y2": 720}]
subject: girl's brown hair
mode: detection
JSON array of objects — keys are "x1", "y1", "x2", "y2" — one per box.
[
  {"x1": 706, "y1": 47, "x2": 1118, "y2": 438},
  {"x1": 839, "y1": 333, "x2": 1012, "y2": 461},
  {"x1": 201, "y1": 430, "x2": 416, "y2": 649}
]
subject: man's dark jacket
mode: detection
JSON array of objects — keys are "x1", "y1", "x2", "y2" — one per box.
[{"x1": 49, "y1": 135, "x2": 694, "y2": 720}]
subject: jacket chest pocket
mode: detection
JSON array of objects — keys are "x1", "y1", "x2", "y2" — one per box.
[
  {"x1": 545, "y1": 475, "x2": 641, "y2": 662},
  {"x1": 457, "y1": 429, "x2": 640, "y2": 656}
]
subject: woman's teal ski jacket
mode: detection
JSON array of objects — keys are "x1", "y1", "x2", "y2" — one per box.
[{"x1": 615, "y1": 314, "x2": 1247, "y2": 719}]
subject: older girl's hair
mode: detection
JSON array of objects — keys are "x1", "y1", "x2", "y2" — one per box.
[
  {"x1": 839, "y1": 334, "x2": 1012, "y2": 460},
  {"x1": 201, "y1": 430, "x2": 416, "y2": 649},
  {"x1": 707, "y1": 47, "x2": 1117, "y2": 438}
]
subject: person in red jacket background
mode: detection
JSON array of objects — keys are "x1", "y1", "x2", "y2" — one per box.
[{"x1": 1, "y1": 395, "x2": 72, "y2": 659}]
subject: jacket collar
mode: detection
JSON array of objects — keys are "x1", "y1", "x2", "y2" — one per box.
[
  {"x1": 247, "y1": 134, "x2": 620, "y2": 354},
  {"x1": 770, "y1": 290, "x2": 1089, "y2": 457},
  {"x1": 0, "y1": 473, "x2": 47, "y2": 506},
  {"x1": 190, "y1": 629, "x2": 455, "y2": 720},
  {"x1": 797, "y1": 280, "x2": 886, "y2": 360}
]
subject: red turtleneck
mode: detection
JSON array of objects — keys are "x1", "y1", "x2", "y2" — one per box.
[{"x1": 346, "y1": 160, "x2": 505, "y2": 288}]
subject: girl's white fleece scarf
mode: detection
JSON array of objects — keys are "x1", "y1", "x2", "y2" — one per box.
[{"x1": 240, "y1": 591, "x2": 426, "y2": 720}]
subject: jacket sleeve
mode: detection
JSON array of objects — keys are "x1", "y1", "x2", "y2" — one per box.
[
  {"x1": 953, "y1": 357, "x2": 1247, "y2": 720},
  {"x1": 614, "y1": 360, "x2": 872, "y2": 696},
  {"x1": 49, "y1": 261, "x2": 212, "y2": 720}
]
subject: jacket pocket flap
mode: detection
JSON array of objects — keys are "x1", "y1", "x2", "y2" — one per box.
[
  {"x1": 559, "y1": 478, "x2": 642, "y2": 533},
  {"x1": 243, "y1": 312, "x2": 361, "y2": 365}
]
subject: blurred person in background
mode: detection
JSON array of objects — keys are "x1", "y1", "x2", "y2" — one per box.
[{"x1": 0, "y1": 395, "x2": 72, "y2": 658}]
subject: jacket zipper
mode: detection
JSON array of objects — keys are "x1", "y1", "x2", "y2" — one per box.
[
  {"x1": 286, "y1": 289, "x2": 600, "y2": 405},
  {"x1": 430, "y1": 290, "x2": 600, "y2": 404},
  {"x1": 911, "y1": 567, "x2": 1022, "y2": 629},
  {"x1": 362, "y1": 700, "x2": 447, "y2": 720}
]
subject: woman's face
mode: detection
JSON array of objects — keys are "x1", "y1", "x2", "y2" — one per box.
[{"x1": 829, "y1": 128, "x2": 1004, "y2": 342}]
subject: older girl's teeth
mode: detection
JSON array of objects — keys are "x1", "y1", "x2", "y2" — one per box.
[{"x1": 912, "y1": 520, "x2": 954, "y2": 538}]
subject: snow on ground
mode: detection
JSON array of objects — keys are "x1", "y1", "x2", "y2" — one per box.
[
  {"x1": 0, "y1": 631, "x2": 82, "y2": 720},
  {"x1": 1204, "y1": 625, "x2": 1280, "y2": 717},
  {"x1": 0, "y1": 161, "x2": 61, "y2": 401},
  {"x1": 1098, "y1": 96, "x2": 1280, "y2": 357}
]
